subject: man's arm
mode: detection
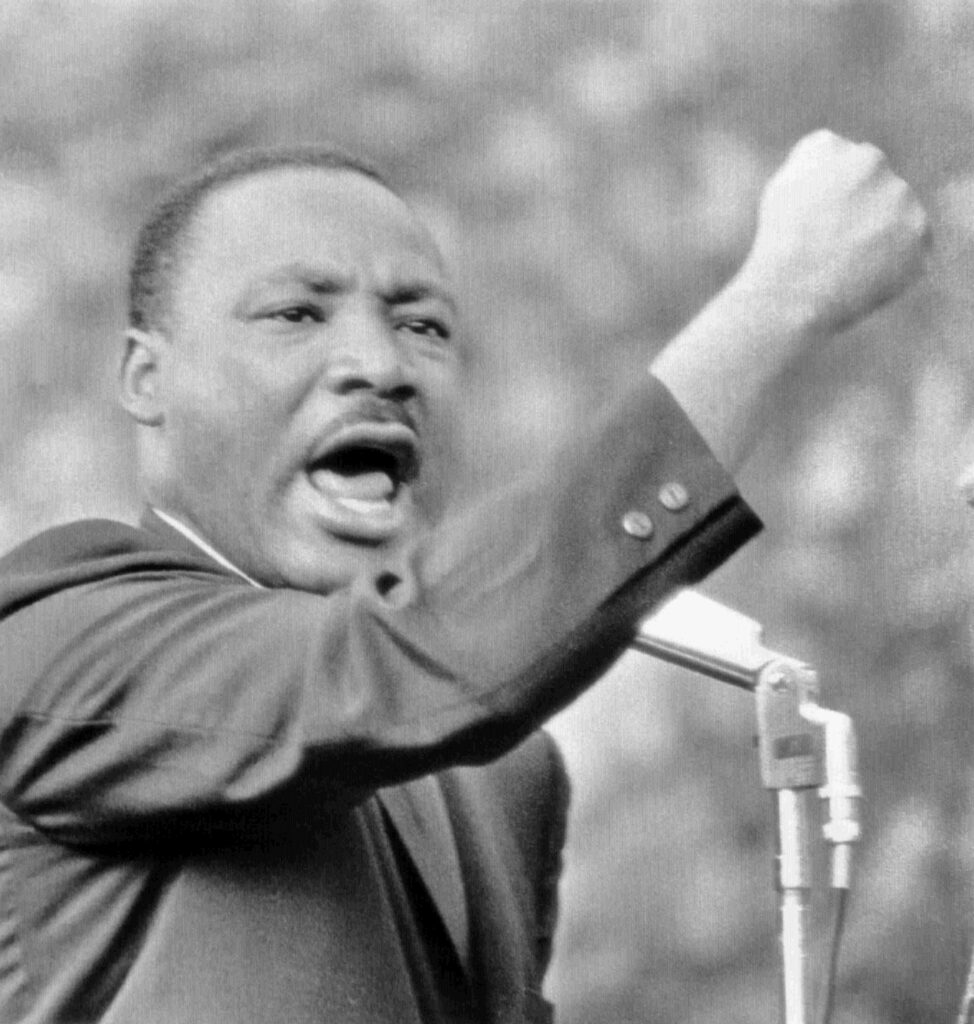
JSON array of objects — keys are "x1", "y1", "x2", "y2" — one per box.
[
  {"x1": 0, "y1": 133, "x2": 928, "y2": 847},
  {"x1": 0, "y1": 382, "x2": 752, "y2": 846},
  {"x1": 653, "y1": 130, "x2": 929, "y2": 472}
]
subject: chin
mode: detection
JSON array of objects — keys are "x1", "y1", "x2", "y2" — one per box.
[{"x1": 264, "y1": 536, "x2": 397, "y2": 595}]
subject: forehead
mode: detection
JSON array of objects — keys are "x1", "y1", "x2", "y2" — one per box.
[{"x1": 181, "y1": 168, "x2": 447, "y2": 292}]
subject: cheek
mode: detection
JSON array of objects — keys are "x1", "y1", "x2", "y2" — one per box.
[
  {"x1": 419, "y1": 354, "x2": 460, "y2": 411},
  {"x1": 414, "y1": 364, "x2": 463, "y2": 510},
  {"x1": 164, "y1": 366, "x2": 282, "y2": 487},
  {"x1": 169, "y1": 344, "x2": 296, "y2": 437}
]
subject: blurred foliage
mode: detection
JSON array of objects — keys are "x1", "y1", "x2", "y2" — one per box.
[{"x1": 1, "y1": 0, "x2": 974, "y2": 1021}]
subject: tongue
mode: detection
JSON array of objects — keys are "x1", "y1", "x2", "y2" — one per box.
[{"x1": 310, "y1": 467, "x2": 396, "y2": 502}]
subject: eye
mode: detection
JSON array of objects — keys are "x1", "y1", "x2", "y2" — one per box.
[
  {"x1": 267, "y1": 304, "x2": 324, "y2": 325},
  {"x1": 398, "y1": 318, "x2": 451, "y2": 342}
]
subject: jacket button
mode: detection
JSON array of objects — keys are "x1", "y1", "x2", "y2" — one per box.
[
  {"x1": 622, "y1": 510, "x2": 654, "y2": 539},
  {"x1": 658, "y1": 482, "x2": 690, "y2": 512}
]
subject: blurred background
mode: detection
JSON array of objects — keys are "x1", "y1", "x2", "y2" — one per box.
[{"x1": 0, "y1": 0, "x2": 973, "y2": 1020}]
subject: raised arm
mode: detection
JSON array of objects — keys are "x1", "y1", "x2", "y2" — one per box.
[
  {"x1": 0, "y1": 132, "x2": 929, "y2": 849},
  {"x1": 653, "y1": 130, "x2": 929, "y2": 472},
  {"x1": 0, "y1": 381, "x2": 753, "y2": 847}
]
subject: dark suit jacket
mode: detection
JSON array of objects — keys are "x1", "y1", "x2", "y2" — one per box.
[{"x1": 0, "y1": 378, "x2": 759, "y2": 1023}]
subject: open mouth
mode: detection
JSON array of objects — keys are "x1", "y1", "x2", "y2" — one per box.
[{"x1": 305, "y1": 422, "x2": 419, "y2": 538}]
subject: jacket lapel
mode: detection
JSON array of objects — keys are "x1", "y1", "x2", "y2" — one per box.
[
  {"x1": 140, "y1": 509, "x2": 476, "y2": 981},
  {"x1": 378, "y1": 777, "x2": 471, "y2": 975},
  {"x1": 437, "y1": 767, "x2": 535, "y2": 1024},
  {"x1": 438, "y1": 753, "x2": 564, "y2": 1024}
]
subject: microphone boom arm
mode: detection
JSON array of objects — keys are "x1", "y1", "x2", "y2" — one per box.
[{"x1": 633, "y1": 589, "x2": 794, "y2": 689}]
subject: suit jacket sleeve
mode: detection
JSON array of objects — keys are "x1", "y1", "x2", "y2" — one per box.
[{"x1": 0, "y1": 378, "x2": 760, "y2": 844}]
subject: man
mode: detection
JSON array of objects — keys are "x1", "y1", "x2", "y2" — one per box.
[{"x1": 0, "y1": 132, "x2": 927, "y2": 1023}]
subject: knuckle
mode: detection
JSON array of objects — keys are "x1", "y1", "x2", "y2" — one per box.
[
  {"x1": 890, "y1": 192, "x2": 930, "y2": 244},
  {"x1": 847, "y1": 142, "x2": 887, "y2": 180},
  {"x1": 913, "y1": 205, "x2": 932, "y2": 241},
  {"x1": 893, "y1": 181, "x2": 919, "y2": 213},
  {"x1": 857, "y1": 141, "x2": 885, "y2": 163},
  {"x1": 888, "y1": 177, "x2": 910, "y2": 203},
  {"x1": 792, "y1": 129, "x2": 832, "y2": 159},
  {"x1": 808, "y1": 128, "x2": 839, "y2": 146}
]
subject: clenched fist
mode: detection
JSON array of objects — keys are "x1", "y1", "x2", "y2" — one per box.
[
  {"x1": 739, "y1": 129, "x2": 930, "y2": 334},
  {"x1": 651, "y1": 130, "x2": 930, "y2": 471}
]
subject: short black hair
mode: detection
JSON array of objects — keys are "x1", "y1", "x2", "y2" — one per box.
[{"x1": 127, "y1": 145, "x2": 394, "y2": 332}]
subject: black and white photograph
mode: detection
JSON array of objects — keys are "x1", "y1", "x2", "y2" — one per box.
[{"x1": 0, "y1": 2, "x2": 969, "y2": 1022}]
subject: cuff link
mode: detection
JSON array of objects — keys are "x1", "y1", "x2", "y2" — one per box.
[
  {"x1": 621, "y1": 510, "x2": 654, "y2": 539},
  {"x1": 658, "y1": 482, "x2": 690, "y2": 512}
]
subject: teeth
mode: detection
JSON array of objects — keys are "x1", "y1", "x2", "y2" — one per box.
[
  {"x1": 309, "y1": 467, "x2": 396, "y2": 502},
  {"x1": 334, "y1": 496, "x2": 393, "y2": 516}
]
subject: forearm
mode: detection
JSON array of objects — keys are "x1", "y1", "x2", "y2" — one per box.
[
  {"x1": 0, "y1": 381, "x2": 757, "y2": 845},
  {"x1": 650, "y1": 267, "x2": 817, "y2": 473}
]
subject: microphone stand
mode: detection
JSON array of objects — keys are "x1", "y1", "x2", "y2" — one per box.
[{"x1": 634, "y1": 592, "x2": 862, "y2": 1024}]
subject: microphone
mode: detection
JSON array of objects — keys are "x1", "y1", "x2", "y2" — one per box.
[
  {"x1": 636, "y1": 591, "x2": 862, "y2": 1024},
  {"x1": 632, "y1": 589, "x2": 798, "y2": 690},
  {"x1": 634, "y1": 589, "x2": 862, "y2": 886}
]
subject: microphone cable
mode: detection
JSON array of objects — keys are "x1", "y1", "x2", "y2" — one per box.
[{"x1": 815, "y1": 887, "x2": 848, "y2": 1024}]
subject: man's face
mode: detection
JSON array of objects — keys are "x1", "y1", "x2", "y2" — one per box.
[{"x1": 151, "y1": 168, "x2": 461, "y2": 591}]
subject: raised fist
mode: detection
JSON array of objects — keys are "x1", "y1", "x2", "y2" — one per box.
[{"x1": 739, "y1": 130, "x2": 930, "y2": 335}]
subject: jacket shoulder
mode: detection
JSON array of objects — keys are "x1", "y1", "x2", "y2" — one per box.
[
  {"x1": 1, "y1": 519, "x2": 154, "y2": 567},
  {"x1": 0, "y1": 518, "x2": 222, "y2": 619}
]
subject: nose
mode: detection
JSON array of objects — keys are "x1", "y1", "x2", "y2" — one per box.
[{"x1": 324, "y1": 309, "x2": 415, "y2": 400}]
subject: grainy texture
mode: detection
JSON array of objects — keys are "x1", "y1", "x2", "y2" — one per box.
[{"x1": 0, "y1": 2, "x2": 970, "y2": 1022}]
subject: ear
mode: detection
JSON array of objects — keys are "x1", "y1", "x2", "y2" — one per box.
[{"x1": 119, "y1": 328, "x2": 167, "y2": 427}]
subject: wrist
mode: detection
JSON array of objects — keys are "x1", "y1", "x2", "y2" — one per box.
[
  {"x1": 649, "y1": 264, "x2": 824, "y2": 473},
  {"x1": 725, "y1": 258, "x2": 828, "y2": 351}
]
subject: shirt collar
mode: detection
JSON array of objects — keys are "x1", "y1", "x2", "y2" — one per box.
[{"x1": 151, "y1": 508, "x2": 265, "y2": 589}]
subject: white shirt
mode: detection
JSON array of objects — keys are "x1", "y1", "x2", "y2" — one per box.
[{"x1": 151, "y1": 508, "x2": 265, "y2": 589}]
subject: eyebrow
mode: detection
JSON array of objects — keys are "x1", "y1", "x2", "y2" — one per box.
[
  {"x1": 238, "y1": 264, "x2": 457, "y2": 314},
  {"x1": 265, "y1": 264, "x2": 353, "y2": 294},
  {"x1": 383, "y1": 283, "x2": 458, "y2": 314}
]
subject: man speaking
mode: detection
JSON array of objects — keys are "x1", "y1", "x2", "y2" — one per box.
[{"x1": 0, "y1": 131, "x2": 927, "y2": 1023}]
